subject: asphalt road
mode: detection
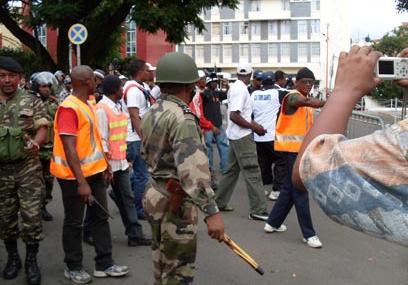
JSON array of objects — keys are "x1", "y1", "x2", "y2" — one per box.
[{"x1": 1, "y1": 175, "x2": 407, "y2": 285}]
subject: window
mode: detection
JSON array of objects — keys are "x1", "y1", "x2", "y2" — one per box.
[
  {"x1": 223, "y1": 22, "x2": 232, "y2": 36},
  {"x1": 310, "y1": 20, "x2": 320, "y2": 35},
  {"x1": 126, "y1": 20, "x2": 136, "y2": 56},
  {"x1": 240, "y1": 22, "x2": 249, "y2": 34},
  {"x1": 212, "y1": 23, "x2": 220, "y2": 38},
  {"x1": 280, "y1": 43, "x2": 290, "y2": 63},
  {"x1": 251, "y1": 22, "x2": 260, "y2": 37},
  {"x1": 311, "y1": 43, "x2": 320, "y2": 62},
  {"x1": 268, "y1": 43, "x2": 279, "y2": 63},
  {"x1": 184, "y1": 45, "x2": 193, "y2": 58},
  {"x1": 251, "y1": 44, "x2": 260, "y2": 63},
  {"x1": 297, "y1": 20, "x2": 308, "y2": 39},
  {"x1": 268, "y1": 21, "x2": 278, "y2": 40},
  {"x1": 196, "y1": 45, "x2": 204, "y2": 63},
  {"x1": 281, "y1": 0, "x2": 290, "y2": 10},
  {"x1": 312, "y1": 0, "x2": 320, "y2": 10},
  {"x1": 250, "y1": 0, "x2": 261, "y2": 11},
  {"x1": 212, "y1": 45, "x2": 221, "y2": 61},
  {"x1": 240, "y1": 44, "x2": 249, "y2": 58},
  {"x1": 36, "y1": 25, "x2": 47, "y2": 48},
  {"x1": 223, "y1": 44, "x2": 232, "y2": 63},
  {"x1": 280, "y1": 20, "x2": 290, "y2": 39},
  {"x1": 298, "y1": 43, "x2": 308, "y2": 62}
]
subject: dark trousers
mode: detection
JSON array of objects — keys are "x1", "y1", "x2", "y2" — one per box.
[
  {"x1": 58, "y1": 173, "x2": 113, "y2": 271},
  {"x1": 255, "y1": 141, "x2": 285, "y2": 191},
  {"x1": 267, "y1": 152, "x2": 316, "y2": 239},
  {"x1": 110, "y1": 169, "x2": 143, "y2": 239}
]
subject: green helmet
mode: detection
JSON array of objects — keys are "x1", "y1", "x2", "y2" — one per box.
[{"x1": 156, "y1": 52, "x2": 199, "y2": 84}]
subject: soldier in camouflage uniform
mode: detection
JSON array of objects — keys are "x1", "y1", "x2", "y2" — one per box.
[
  {"x1": 31, "y1": 71, "x2": 59, "y2": 221},
  {"x1": 141, "y1": 52, "x2": 225, "y2": 285},
  {"x1": 0, "y1": 56, "x2": 48, "y2": 285}
]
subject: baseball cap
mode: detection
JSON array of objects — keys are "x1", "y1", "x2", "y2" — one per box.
[
  {"x1": 253, "y1": 70, "x2": 263, "y2": 80},
  {"x1": 262, "y1": 71, "x2": 275, "y2": 85},
  {"x1": 206, "y1": 77, "x2": 218, "y2": 85},
  {"x1": 146, "y1": 62, "x2": 157, "y2": 71},
  {"x1": 236, "y1": 63, "x2": 253, "y2": 75},
  {"x1": 198, "y1": 70, "x2": 206, "y2": 78}
]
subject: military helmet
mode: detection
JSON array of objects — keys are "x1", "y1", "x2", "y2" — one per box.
[
  {"x1": 156, "y1": 52, "x2": 199, "y2": 84},
  {"x1": 30, "y1": 71, "x2": 59, "y2": 95}
]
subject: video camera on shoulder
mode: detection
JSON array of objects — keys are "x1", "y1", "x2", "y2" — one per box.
[{"x1": 376, "y1": 57, "x2": 408, "y2": 80}]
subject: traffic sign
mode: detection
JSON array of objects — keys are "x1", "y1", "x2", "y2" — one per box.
[{"x1": 68, "y1": 24, "x2": 88, "y2": 45}]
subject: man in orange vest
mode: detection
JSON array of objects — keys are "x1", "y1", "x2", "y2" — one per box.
[
  {"x1": 50, "y1": 66, "x2": 128, "y2": 284},
  {"x1": 264, "y1": 67, "x2": 325, "y2": 248},
  {"x1": 95, "y1": 75, "x2": 151, "y2": 247}
]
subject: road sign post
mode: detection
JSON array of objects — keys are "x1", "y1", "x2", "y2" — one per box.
[{"x1": 68, "y1": 23, "x2": 88, "y2": 66}]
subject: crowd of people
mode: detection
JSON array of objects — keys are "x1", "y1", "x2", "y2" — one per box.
[{"x1": 0, "y1": 45, "x2": 406, "y2": 285}]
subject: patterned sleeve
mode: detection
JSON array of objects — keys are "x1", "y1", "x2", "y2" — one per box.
[
  {"x1": 32, "y1": 97, "x2": 49, "y2": 130},
  {"x1": 299, "y1": 119, "x2": 408, "y2": 247},
  {"x1": 170, "y1": 115, "x2": 219, "y2": 217}
]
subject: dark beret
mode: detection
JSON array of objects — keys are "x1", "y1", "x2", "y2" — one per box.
[
  {"x1": 0, "y1": 56, "x2": 23, "y2": 73},
  {"x1": 296, "y1": 67, "x2": 315, "y2": 81}
]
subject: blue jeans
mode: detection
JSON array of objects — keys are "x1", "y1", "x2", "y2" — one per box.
[
  {"x1": 267, "y1": 152, "x2": 316, "y2": 239},
  {"x1": 127, "y1": 141, "x2": 149, "y2": 217},
  {"x1": 204, "y1": 127, "x2": 228, "y2": 174}
]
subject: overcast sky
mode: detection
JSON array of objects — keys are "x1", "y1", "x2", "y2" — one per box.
[{"x1": 350, "y1": 0, "x2": 408, "y2": 41}]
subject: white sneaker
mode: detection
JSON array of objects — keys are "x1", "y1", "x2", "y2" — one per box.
[
  {"x1": 264, "y1": 223, "x2": 287, "y2": 233},
  {"x1": 268, "y1": 191, "x2": 280, "y2": 201},
  {"x1": 303, "y1": 236, "x2": 322, "y2": 248},
  {"x1": 94, "y1": 264, "x2": 129, "y2": 277}
]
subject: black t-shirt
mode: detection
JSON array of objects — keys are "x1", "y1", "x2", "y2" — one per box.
[{"x1": 202, "y1": 89, "x2": 227, "y2": 128}]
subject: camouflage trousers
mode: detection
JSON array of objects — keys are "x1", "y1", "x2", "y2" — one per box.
[
  {"x1": 143, "y1": 183, "x2": 198, "y2": 285},
  {"x1": 40, "y1": 158, "x2": 54, "y2": 205},
  {"x1": 0, "y1": 156, "x2": 44, "y2": 242}
]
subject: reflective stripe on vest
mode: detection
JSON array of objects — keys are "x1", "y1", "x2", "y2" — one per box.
[
  {"x1": 274, "y1": 91, "x2": 314, "y2": 153},
  {"x1": 96, "y1": 101, "x2": 128, "y2": 161},
  {"x1": 50, "y1": 95, "x2": 107, "y2": 179}
]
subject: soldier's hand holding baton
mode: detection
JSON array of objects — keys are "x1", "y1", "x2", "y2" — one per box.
[{"x1": 206, "y1": 212, "x2": 225, "y2": 241}]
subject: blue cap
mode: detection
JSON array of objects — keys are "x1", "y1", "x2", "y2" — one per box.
[
  {"x1": 253, "y1": 69, "x2": 263, "y2": 80},
  {"x1": 262, "y1": 71, "x2": 275, "y2": 85}
]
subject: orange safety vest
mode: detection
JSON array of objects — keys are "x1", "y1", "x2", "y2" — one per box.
[
  {"x1": 50, "y1": 95, "x2": 107, "y2": 179},
  {"x1": 88, "y1": 95, "x2": 97, "y2": 106},
  {"x1": 274, "y1": 91, "x2": 314, "y2": 153},
  {"x1": 96, "y1": 101, "x2": 128, "y2": 160}
]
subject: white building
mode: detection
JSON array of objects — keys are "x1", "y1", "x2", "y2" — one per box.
[{"x1": 177, "y1": 0, "x2": 350, "y2": 91}]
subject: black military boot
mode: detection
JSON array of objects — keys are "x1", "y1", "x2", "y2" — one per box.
[
  {"x1": 3, "y1": 239, "x2": 22, "y2": 279},
  {"x1": 41, "y1": 205, "x2": 53, "y2": 221},
  {"x1": 25, "y1": 243, "x2": 41, "y2": 285}
]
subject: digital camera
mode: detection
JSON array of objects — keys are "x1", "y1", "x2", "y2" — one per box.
[{"x1": 376, "y1": 57, "x2": 408, "y2": 80}]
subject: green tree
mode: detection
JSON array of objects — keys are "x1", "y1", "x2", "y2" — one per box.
[
  {"x1": 371, "y1": 25, "x2": 408, "y2": 100},
  {"x1": 0, "y1": 0, "x2": 237, "y2": 71},
  {"x1": 396, "y1": 0, "x2": 408, "y2": 12}
]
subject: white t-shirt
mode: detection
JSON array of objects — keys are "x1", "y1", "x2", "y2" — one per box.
[
  {"x1": 226, "y1": 80, "x2": 253, "y2": 140},
  {"x1": 122, "y1": 80, "x2": 149, "y2": 142},
  {"x1": 151, "y1": 85, "x2": 161, "y2": 99},
  {"x1": 251, "y1": 88, "x2": 281, "y2": 142}
]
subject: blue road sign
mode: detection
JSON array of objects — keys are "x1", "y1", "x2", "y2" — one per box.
[{"x1": 68, "y1": 24, "x2": 88, "y2": 45}]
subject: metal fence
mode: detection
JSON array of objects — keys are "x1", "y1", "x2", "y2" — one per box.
[
  {"x1": 315, "y1": 111, "x2": 386, "y2": 139},
  {"x1": 346, "y1": 111, "x2": 385, "y2": 139}
]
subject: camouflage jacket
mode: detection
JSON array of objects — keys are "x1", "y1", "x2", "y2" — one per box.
[
  {"x1": 39, "y1": 96, "x2": 58, "y2": 158},
  {"x1": 0, "y1": 88, "x2": 48, "y2": 134},
  {"x1": 141, "y1": 94, "x2": 219, "y2": 217}
]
